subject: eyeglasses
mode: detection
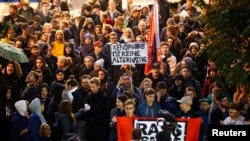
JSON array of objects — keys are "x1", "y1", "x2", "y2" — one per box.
[{"x1": 110, "y1": 37, "x2": 117, "y2": 40}]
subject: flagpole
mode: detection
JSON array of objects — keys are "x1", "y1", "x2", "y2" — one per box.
[{"x1": 144, "y1": 0, "x2": 160, "y2": 75}]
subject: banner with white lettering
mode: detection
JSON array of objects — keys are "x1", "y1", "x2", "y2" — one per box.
[
  {"x1": 117, "y1": 117, "x2": 202, "y2": 141},
  {"x1": 111, "y1": 42, "x2": 148, "y2": 65}
]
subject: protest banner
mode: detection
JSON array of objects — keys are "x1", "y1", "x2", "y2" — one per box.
[
  {"x1": 117, "y1": 117, "x2": 202, "y2": 141},
  {"x1": 111, "y1": 42, "x2": 148, "y2": 65}
]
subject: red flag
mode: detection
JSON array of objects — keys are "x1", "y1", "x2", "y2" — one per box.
[
  {"x1": 177, "y1": 118, "x2": 202, "y2": 141},
  {"x1": 117, "y1": 117, "x2": 134, "y2": 141},
  {"x1": 144, "y1": 1, "x2": 160, "y2": 75},
  {"x1": 117, "y1": 117, "x2": 202, "y2": 141}
]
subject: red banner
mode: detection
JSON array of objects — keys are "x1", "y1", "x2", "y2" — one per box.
[{"x1": 117, "y1": 117, "x2": 202, "y2": 141}]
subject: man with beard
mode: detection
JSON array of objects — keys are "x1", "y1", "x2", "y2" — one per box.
[
  {"x1": 2, "y1": 4, "x2": 26, "y2": 25},
  {"x1": 18, "y1": 0, "x2": 35, "y2": 23},
  {"x1": 20, "y1": 71, "x2": 39, "y2": 103},
  {"x1": 51, "y1": 30, "x2": 65, "y2": 58},
  {"x1": 72, "y1": 74, "x2": 91, "y2": 141},
  {"x1": 28, "y1": 15, "x2": 43, "y2": 35},
  {"x1": 115, "y1": 73, "x2": 143, "y2": 106},
  {"x1": 210, "y1": 93, "x2": 229, "y2": 125}
]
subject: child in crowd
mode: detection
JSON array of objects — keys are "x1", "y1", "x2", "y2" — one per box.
[
  {"x1": 223, "y1": 102, "x2": 245, "y2": 125},
  {"x1": 39, "y1": 123, "x2": 51, "y2": 141}
]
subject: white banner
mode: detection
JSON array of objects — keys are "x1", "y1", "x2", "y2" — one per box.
[
  {"x1": 134, "y1": 119, "x2": 188, "y2": 141},
  {"x1": 111, "y1": 42, "x2": 148, "y2": 65}
]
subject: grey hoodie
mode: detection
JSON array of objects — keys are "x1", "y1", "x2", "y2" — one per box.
[{"x1": 29, "y1": 98, "x2": 46, "y2": 123}]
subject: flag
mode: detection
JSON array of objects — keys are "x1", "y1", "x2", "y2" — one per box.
[
  {"x1": 116, "y1": 117, "x2": 134, "y2": 141},
  {"x1": 144, "y1": 0, "x2": 160, "y2": 75},
  {"x1": 176, "y1": 118, "x2": 202, "y2": 141},
  {"x1": 117, "y1": 117, "x2": 202, "y2": 141}
]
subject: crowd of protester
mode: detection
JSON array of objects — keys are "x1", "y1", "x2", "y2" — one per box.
[{"x1": 0, "y1": 0, "x2": 250, "y2": 141}]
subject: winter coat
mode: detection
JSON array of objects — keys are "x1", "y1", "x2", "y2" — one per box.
[{"x1": 55, "y1": 112, "x2": 76, "y2": 136}]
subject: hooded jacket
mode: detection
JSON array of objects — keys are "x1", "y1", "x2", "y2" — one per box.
[
  {"x1": 136, "y1": 101, "x2": 161, "y2": 118},
  {"x1": 11, "y1": 100, "x2": 29, "y2": 141},
  {"x1": 51, "y1": 30, "x2": 65, "y2": 58},
  {"x1": 28, "y1": 98, "x2": 46, "y2": 141}
]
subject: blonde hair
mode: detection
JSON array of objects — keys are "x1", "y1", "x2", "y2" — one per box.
[
  {"x1": 57, "y1": 56, "x2": 73, "y2": 67},
  {"x1": 14, "y1": 61, "x2": 23, "y2": 78},
  {"x1": 124, "y1": 99, "x2": 136, "y2": 108},
  {"x1": 121, "y1": 27, "x2": 135, "y2": 42},
  {"x1": 139, "y1": 78, "x2": 152, "y2": 89},
  {"x1": 43, "y1": 23, "x2": 52, "y2": 32},
  {"x1": 89, "y1": 77, "x2": 101, "y2": 86}
]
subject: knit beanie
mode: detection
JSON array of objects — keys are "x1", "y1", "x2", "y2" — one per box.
[{"x1": 95, "y1": 58, "x2": 105, "y2": 68}]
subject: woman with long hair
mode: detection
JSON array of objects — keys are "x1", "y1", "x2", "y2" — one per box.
[
  {"x1": 31, "y1": 56, "x2": 54, "y2": 85},
  {"x1": 55, "y1": 100, "x2": 77, "y2": 140},
  {"x1": 119, "y1": 27, "x2": 135, "y2": 43}
]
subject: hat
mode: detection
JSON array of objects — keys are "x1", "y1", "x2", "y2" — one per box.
[
  {"x1": 93, "y1": 41, "x2": 103, "y2": 47},
  {"x1": 158, "y1": 110, "x2": 176, "y2": 122},
  {"x1": 199, "y1": 98, "x2": 209, "y2": 104},
  {"x1": 84, "y1": 33, "x2": 92, "y2": 38},
  {"x1": 177, "y1": 96, "x2": 193, "y2": 105},
  {"x1": 30, "y1": 44, "x2": 39, "y2": 50},
  {"x1": 151, "y1": 63, "x2": 160, "y2": 69},
  {"x1": 95, "y1": 58, "x2": 104, "y2": 68},
  {"x1": 104, "y1": 18, "x2": 115, "y2": 26},
  {"x1": 55, "y1": 68, "x2": 65, "y2": 74},
  {"x1": 132, "y1": 6, "x2": 141, "y2": 12},
  {"x1": 189, "y1": 42, "x2": 199, "y2": 50}
]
